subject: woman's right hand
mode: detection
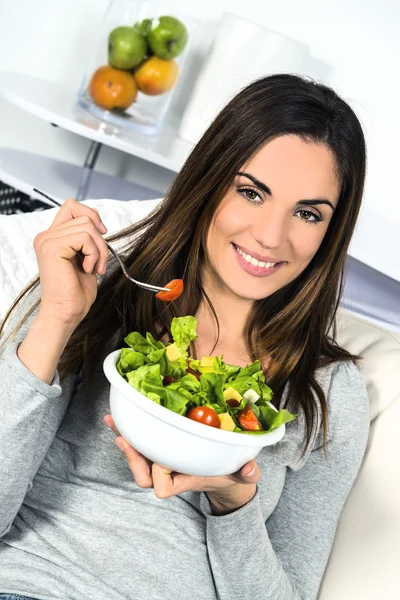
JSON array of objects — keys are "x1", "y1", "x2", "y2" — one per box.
[{"x1": 33, "y1": 198, "x2": 109, "y2": 328}]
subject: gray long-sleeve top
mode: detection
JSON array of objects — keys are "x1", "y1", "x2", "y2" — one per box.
[{"x1": 0, "y1": 311, "x2": 370, "y2": 600}]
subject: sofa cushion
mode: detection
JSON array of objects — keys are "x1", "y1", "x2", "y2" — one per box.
[
  {"x1": 0, "y1": 197, "x2": 162, "y2": 319},
  {"x1": 335, "y1": 310, "x2": 400, "y2": 419},
  {"x1": 319, "y1": 310, "x2": 400, "y2": 600}
]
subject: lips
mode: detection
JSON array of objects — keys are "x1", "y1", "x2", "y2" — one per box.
[
  {"x1": 232, "y1": 243, "x2": 282, "y2": 264},
  {"x1": 232, "y1": 243, "x2": 285, "y2": 277}
]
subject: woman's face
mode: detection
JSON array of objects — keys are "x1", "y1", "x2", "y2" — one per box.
[{"x1": 204, "y1": 135, "x2": 340, "y2": 302}]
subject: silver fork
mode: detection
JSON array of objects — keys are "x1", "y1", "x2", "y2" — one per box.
[{"x1": 33, "y1": 188, "x2": 169, "y2": 294}]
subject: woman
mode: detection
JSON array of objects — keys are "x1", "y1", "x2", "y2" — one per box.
[{"x1": 0, "y1": 74, "x2": 369, "y2": 600}]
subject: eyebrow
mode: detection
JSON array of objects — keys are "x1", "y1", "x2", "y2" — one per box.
[
  {"x1": 236, "y1": 171, "x2": 336, "y2": 211},
  {"x1": 237, "y1": 171, "x2": 272, "y2": 195}
]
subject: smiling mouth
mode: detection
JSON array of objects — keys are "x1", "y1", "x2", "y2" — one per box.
[
  {"x1": 232, "y1": 244, "x2": 283, "y2": 269},
  {"x1": 231, "y1": 243, "x2": 286, "y2": 278}
]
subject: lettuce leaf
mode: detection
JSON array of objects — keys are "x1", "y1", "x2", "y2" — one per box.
[
  {"x1": 258, "y1": 406, "x2": 298, "y2": 431},
  {"x1": 127, "y1": 363, "x2": 163, "y2": 392},
  {"x1": 200, "y1": 372, "x2": 225, "y2": 406},
  {"x1": 171, "y1": 316, "x2": 197, "y2": 357},
  {"x1": 124, "y1": 332, "x2": 156, "y2": 355},
  {"x1": 116, "y1": 348, "x2": 147, "y2": 376}
]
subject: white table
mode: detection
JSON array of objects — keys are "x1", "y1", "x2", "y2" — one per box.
[
  {"x1": 0, "y1": 148, "x2": 161, "y2": 205},
  {"x1": 0, "y1": 72, "x2": 194, "y2": 200}
]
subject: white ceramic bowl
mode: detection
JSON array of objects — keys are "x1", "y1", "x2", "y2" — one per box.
[{"x1": 103, "y1": 350, "x2": 285, "y2": 476}]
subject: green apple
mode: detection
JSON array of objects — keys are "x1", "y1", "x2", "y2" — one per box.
[
  {"x1": 147, "y1": 16, "x2": 188, "y2": 60},
  {"x1": 133, "y1": 18, "x2": 153, "y2": 37},
  {"x1": 108, "y1": 26, "x2": 147, "y2": 70}
]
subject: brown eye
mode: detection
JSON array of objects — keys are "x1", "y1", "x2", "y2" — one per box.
[
  {"x1": 296, "y1": 209, "x2": 322, "y2": 223},
  {"x1": 246, "y1": 190, "x2": 258, "y2": 200},
  {"x1": 238, "y1": 187, "x2": 262, "y2": 204}
]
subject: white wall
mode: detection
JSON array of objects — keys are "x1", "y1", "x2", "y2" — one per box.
[{"x1": 0, "y1": 0, "x2": 399, "y2": 227}]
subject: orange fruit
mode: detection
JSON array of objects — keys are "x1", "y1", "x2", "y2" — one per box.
[
  {"x1": 88, "y1": 65, "x2": 137, "y2": 111},
  {"x1": 134, "y1": 56, "x2": 179, "y2": 96}
]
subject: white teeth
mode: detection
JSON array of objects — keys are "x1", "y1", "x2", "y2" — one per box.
[{"x1": 236, "y1": 246, "x2": 277, "y2": 269}]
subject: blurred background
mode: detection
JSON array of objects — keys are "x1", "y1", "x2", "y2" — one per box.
[
  {"x1": 0, "y1": 0, "x2": 398, "y2": 331},
  {"x1": 0, "y1": 0, "x2": 398, "y2": 210}
]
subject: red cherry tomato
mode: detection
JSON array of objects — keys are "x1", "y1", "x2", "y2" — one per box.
[
  {"x1": 163, "y1": 376, "x2": 176, "y2": 386},
  {"x1": 155, "y1": 279, "x2": 184, "y2": 302},
  {"x1": 237, "y1": 405, "x2": 263, "y2": 431},
  {"x1": 187, "y1": 406, "x2": 221, "y2": 429}
]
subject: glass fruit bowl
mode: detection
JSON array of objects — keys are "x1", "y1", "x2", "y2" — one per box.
[{"x1": 75, "y1": 1, "x2": 197, "y2": 134}]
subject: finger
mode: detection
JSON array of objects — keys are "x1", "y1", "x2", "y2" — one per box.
[
  {"x1": 34, "y1": 229, "x2": 99, "y2": 275},
  {"x1": 38, "y1": 228, "x2": 107, "y2": 275},
  {"x1": 54, "y1": 214, "x2": 107, "y2": 236},
  {"x1": 103, "y1": 414, "x2": 120, "y2": 436},
  {"x1": 151, "y1": 464, "x2": 201, "y2": 499},
  {"x1": 51, "y1": 198, "x2": 108, "y2": 234},
  {"x1": 45, "y1": 221, "x2": 109, "y2": 274},
  {"x1": 59, "y1": 230, "x2": 103, "y2": 275},
  {"x1": 231, "y1": 460, "x2": 261, "y2": 485},
  {"x1": 151, "y1": 464, "x2": 177, "y2": 499},
  {"x1": 114, "y1": 437, "x2": 153, "y2": 488}
]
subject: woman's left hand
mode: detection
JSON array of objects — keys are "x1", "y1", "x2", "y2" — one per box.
[{"x1": 104, "y1": 414, "x2": 260, "y2": 515}]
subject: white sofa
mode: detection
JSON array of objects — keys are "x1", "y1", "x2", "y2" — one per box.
[
  {"x1": 1, "y1": 199, "x2": 399, "y2": 600},
  {"x1": 320, "y1": 310, "x2": 400, "y2": 599}
]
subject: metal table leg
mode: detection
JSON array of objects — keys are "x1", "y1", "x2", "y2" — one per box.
[{"x1": 76, "y1": 140, "x2": 103, "y2": 200}]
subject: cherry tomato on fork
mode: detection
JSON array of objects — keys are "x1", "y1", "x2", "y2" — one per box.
[
  {"x1": 187, "y1": 406, "x2": 221, "y2": 429},
  {"x1": 155, "y1": 279, "x2": 184, "y2": 302}
]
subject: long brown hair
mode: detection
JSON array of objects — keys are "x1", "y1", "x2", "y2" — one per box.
[{"x1": 1, "y1": 74, "x2": 366, "y2": 457}]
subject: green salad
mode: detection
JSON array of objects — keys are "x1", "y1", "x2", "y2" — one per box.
[{"x1": 116, "y1": 316, "x2": 297, "y2": 434}]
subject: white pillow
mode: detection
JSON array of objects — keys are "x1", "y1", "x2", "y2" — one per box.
[{"x1": 0, "y1": 197, "x2": 162, "y2": 319}]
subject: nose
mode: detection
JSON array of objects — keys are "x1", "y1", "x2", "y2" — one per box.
[{"x1": 251, "y1": 204, "x2": 289, "y2": 250}]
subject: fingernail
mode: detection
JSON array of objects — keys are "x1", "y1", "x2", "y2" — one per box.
[
  {"x1": 246, "y1": 466, "x2": 256, "y2": 478},
  {"x1": 115, "y1": 437, "x2": 128, "y2": 450},
  {"x1": 100, "y1": 221, "x2": 108, "y2": 234}
]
